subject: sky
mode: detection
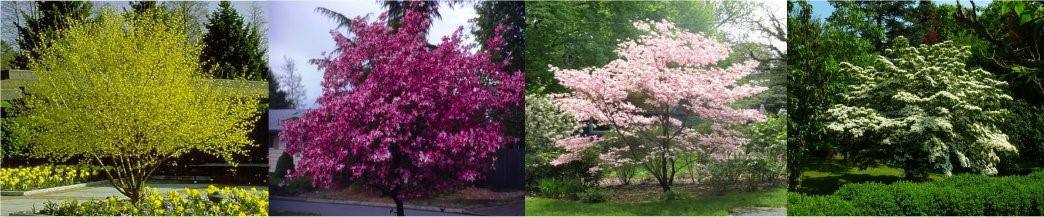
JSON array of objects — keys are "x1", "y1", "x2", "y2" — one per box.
[
  {"x1": 808, "y1": 0, "x2": 994, "y2": 20},
  {"x1": 268, "y1": 1, "x2": 476, "y2": 108},
  {"x1": 1, "y1": 1, "x2": 266, "y2": 45}
]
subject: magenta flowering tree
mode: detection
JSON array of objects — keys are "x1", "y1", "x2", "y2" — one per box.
[
  {"x1": 279, "y1": 3, "x2": 523, "y2": 216},
  {"x1": 550, "y1": 20, "x2": 766, "y2": 193}
]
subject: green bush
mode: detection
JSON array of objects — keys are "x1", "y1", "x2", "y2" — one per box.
[
  {"x1": 273, "y1": 152, "x2": 294, "y2": 181},
  {"x1": 787, "y1": 193, "x2": 856, "y2": 216},
  {"x1": 835, "y1": 182, "x2": 902, "y2": 215},
  {"x1": 578, "y1": 187, "x2": 609, "y2": 203},
  {"x1": 889, "y1": 181, "x2": 939, "y2": 215},
  {"x1": 36, "y1": 186, "x2": 268, "y2": 216},
  {"x1": 283, "y1": 175, "x2": 314, "y2": 196},
  {"x1": 537, "y1": 178, "x2": 584, "y2": 199},
  {"x1": 789, "y1": 172, "x2": 1044, "y2": 216}
]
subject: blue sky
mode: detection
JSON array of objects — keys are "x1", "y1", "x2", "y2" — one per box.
[{"x1": 268, "y1": 1, "x2": 476, "y2": 108}]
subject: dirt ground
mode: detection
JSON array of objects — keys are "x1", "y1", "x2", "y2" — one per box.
[{"x1": 296, "y1": 183, "x2": 524, "y2": 209}]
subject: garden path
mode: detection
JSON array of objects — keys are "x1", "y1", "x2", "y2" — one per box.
[{"x1": 730, "y1": 207, "x2": 786, "y2": 216}]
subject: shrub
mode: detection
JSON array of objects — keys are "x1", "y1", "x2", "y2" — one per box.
[
  {"x1": 0, "y1": 165, "x2": 101, "y2": 191},
  {"x1": 537, "y1": 178, "x2": 583, "y2": 199},
  {"x1": 282, "y1": 176, "x2": 315, "y2": 196},
  {"x1": 889, "y1": 181, "x2": 939, "y2": 215},
  {"x1": 834, "y1": 182, "x2": 902, "y2": 215},
  {"x1": 37, "y1": 185, "x2": 268, "y2": 216},
  {"x1": 787, "y1": 193, "x2": 856, "y2": 216},
  {"x1": 273, "y1": 152, "x2": 294, "y2": 182},
  {"x1": 578, "y1": 187, "x2": 609, "y2": 203},
  {"x1": 21, "y1": 8, "x2": 260, "y2": 204},
  {"x1": 789, "y1": 172, "x2": 1044, "y2": 216}
]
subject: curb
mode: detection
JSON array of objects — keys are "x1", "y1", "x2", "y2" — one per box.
[
  {"x1": 270, "y1": 195, "x2": 477, "y2": 215},
  {"x1": 1, "y1": 180, "x2": 110, "y2": 196}
]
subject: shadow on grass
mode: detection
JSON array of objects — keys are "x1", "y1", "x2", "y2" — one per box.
[{"x1": 795, "y1": 173, "x2": 906, "y2": 195}]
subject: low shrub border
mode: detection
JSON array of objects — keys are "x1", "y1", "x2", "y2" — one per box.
[
  {"x1": 788, "y1": 171, "x2": 1044, "y2": 216},
  {"x1": 34, "y1": 185, "x2": 268, "y2": 216},
  {"x1": 1, "y1": 180, "x2": 110, "y2": 196},
  {"x1": 0, "y1": 165, "x2": 102, "y2": 192}
]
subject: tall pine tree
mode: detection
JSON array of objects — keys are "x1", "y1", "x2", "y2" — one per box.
[
  {"x1": 12, "y1": 1, "x2": 92, "y2": 69},
  {"x1": 199, "y1": 1, "x2": 268, "y2": 81}
]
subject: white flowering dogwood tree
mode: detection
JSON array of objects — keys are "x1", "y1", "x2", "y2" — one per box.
[{"x1": 826, "y1": 37, "x2": 1016, "y2": 179}]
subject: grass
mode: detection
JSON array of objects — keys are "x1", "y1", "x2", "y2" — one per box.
[
  {"x1": 795, "y1": 158, "x2": 942, "y2": 195},
  {"x1": 525, "y1": 188, "x2": 785, "y2": 216}
]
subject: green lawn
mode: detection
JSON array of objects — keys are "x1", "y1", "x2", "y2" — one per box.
[
  {"x1": 795, "y1": 158, "x2": 942, "y2": 195},
  {"x1": 525, "y1": 188, "x2": 786, "y2": 216}
]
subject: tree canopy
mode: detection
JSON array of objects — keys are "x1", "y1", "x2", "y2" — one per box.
[{"x1": 19, "y1": 9, "x2": 260, "y2": 204}]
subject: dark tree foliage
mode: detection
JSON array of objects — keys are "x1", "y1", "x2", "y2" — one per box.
[
  {"x1": 128, "y1": 1, "x2": 159, "y2": 15},
  {"x1": 787, "y1": 0, "x2": 877, "y2": 190},
  {"x1": 383, "y1": 0, "x2": 440, "y2": 29},
  {"x1": 268, "y1": 74, "x2": 293, "y2": 109},
  {"x1": 12, "y1": 1, "x2": 92, "y2": 69},
  {"x1": 474, "y1": 1, "x2": 524, "y2": 74},
  {"x1": 199, "y1": 1, "x2": 269, "y2": 81},
  {"x1": 827, "y1": 1, "x2": 914, "y2": 51}
]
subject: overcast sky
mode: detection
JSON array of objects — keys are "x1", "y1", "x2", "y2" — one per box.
[{"x1": 1, "y1": 1, "x2": 266, "y2": 45}]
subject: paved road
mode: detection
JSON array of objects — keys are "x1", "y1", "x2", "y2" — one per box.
[{"x1": 270, "y1": 198, "x2": 467, "y2": 216}]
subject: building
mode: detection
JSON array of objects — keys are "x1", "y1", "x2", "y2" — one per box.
[{"x1": 267, "y1": 109, "x2": 307, "y2": 172}]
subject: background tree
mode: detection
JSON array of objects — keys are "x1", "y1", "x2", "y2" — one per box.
[
  {"x1": 0, "y1": 41, "x2": 15, "y2": 70},
  {"x1": 19, "y1": 9, "x2": 260, "y2": 204},
  {"x1": 524, "y1": 93, "x2": 576, "y2": 186},
  {"x1": 11, "y1": 1, "x2": 92, "y2": 69},
  {"x1": 550, "y1": 20, "x2": 766, "y2": 193},
  {"x1": 786, "y1": 0, "x2": 877, "y2": 190},
  {"x1": 279, "y1": 56, "x2": 305, "y2": 108},
  {"x1": 474, "y1": 1, "x2": 524, "y2": 74},
  {"x1": 279, "y1": 4, "x2": 523, "y2": 216},
  {"x1": 825, "y1": 37, "x2": 1016, "y2": 179},
  {"x1": 199, "y1": 1, "x2": 269, "y2": 81},
  {"x1": 163, "y1": 1, "x2": 209, "y2": 44},
  {"x1": 827, "y1": 1, "x2": 914, "y2": 51}
]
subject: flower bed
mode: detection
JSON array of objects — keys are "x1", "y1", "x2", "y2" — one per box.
[
  {"x1": 0, "y1": 165, "x2": 101, "y2": 191},
  {"x1": 37, "y1": 185, "x2": 269, "y2": 216}
]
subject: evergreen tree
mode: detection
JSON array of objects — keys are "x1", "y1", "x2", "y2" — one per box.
[
  {"x1": 199, "y1": 1, "x2": 268, "y2": 81},
  {"x1": 12, "y1": 1, "x2": 92, "y2": 69}
]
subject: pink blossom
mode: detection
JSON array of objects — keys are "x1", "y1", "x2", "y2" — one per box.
[
  {"x1": 281, "y1": 2, "x2": 522, "y2": 201},
  {"x1": 550, "y1": 20, "x2": 764, "y2": 187}
]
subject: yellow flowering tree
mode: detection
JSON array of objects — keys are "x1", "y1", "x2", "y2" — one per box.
[{"x1": 19, "y1": 8, "x2": 259, "y2": 204}]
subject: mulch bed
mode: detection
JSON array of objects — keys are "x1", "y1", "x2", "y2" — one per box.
[{"x1": 296, "y1": 183, "x2": 523, "y2": 209}]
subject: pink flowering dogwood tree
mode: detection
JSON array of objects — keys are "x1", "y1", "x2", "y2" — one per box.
[
  {"x1": 279, "y1": 3, "x2": 523, "y2": 216},
  {"x1": 550, "y1": 20, "x2": 766, "y2": 193}
]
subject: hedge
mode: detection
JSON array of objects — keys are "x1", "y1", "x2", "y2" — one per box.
[
  {"x1": 788, "y1": 170, "x2": 1044, "y2": 216},
  {"x1": 36, "y1": 185, "x2": 268, "y2": 216}
]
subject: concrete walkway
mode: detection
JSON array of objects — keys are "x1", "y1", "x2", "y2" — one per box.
[
  {"x1": 0, "y1": 182, "x2": 256, "y2": 215},
  {"x1": 731, "y1": 207, "x2": 786, "y2": 216}
]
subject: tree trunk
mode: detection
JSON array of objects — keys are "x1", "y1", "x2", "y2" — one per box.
[
  {"x1": 392, "y1": 196, "x2": 405, "y2": 216},
  {"x1": 787, "y1": 140, "x2": 803, "y2": 191},
  {"x1": 127, "y1": 188, "x2": 142, "y2": 205}
]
